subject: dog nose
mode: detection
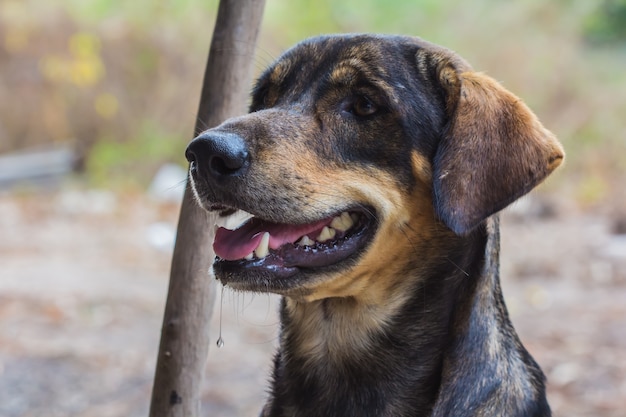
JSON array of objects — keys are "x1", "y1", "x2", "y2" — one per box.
[{"x1": 185, "y1": 131, "x2": 249, "y2": 178}]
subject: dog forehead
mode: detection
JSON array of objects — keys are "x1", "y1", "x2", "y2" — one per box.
[
  {"x1": 279, "y1": 35, "x2": 404, "y2": 76},
  {"x1": 287, "y1": 34, "x2": 460, "y2": 65},
  {"x1": 262, "y1": 34, "x2": 468, "y2": 96},
  {"x1": 256, "y1": 35, "x2": 425, "y2": 107}
]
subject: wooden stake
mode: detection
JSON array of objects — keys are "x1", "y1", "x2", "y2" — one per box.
[{"x1": 149, "y1": 1, "x2": 265, "y2": 415}]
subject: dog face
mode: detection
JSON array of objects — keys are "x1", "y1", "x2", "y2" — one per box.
[{"x1": 185, "y1": 34, "x2": 563, "y2": 301}]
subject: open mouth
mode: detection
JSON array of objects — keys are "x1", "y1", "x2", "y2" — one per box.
[{"x1": 212, "y1": 208, "x2": 376, "y2": 286}]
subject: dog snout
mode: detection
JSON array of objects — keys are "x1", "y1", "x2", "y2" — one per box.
[{"x1": 185, "y1": 131, "x2": 250, "y2": 180}]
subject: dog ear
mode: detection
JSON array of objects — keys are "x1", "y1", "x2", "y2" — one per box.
[{"x1": 429, "y1": 59, "x2": 564, "y2": 235}]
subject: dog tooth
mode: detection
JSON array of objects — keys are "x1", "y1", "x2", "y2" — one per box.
[
  {"x1": 214, "y1": 210, "x2": 253, "y2": 229},
  {"x1": 330, "y1": 211, "x2": 354, "y2": 232},
  {"x1": 317, "y1": 226, "x2": 336, "y2": 242},
  {"x1": 330, "y1": 215, "x2": 346, "y2": 231},
  {"x1": 254, "y1": 232, "x2": 270, "y2": 258},
  {"x1": 317, "y1": 227, "x2": 331, "y2": 242},
  {"x1": 341, "y1": 212, "x2": 354, "y2": 229},
  {"x1": 244, "y1": 252, "x2": 254, "y2": 260},
  {"x1": 296, "y1": 235, "x2": 315, "y2": 246}
]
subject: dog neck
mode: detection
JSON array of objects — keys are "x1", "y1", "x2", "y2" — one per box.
[
  {"x1": 263, "y1": 216, "x2": 548, "y2": 417},
  {"x1": 431, "y1": 217, "x2": 549, "y2": 416}
]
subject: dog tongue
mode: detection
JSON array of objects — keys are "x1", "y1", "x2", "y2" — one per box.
[{"x1": 213, "y1": 216, "x2": 333, "y2": 261}]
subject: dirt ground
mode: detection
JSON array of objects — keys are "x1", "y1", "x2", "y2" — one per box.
[{"x1": 0, "y1": 188, "x2": 624, "y2": 417}]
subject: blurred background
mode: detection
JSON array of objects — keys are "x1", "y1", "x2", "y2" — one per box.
[{"x1": 0, "y1": 0, "x2": 625, "y2": 416}]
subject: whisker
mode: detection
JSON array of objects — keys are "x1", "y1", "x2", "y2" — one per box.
[
  {"x1": 194, "y1": 116, "x2": 211, "y2": 135},
  {"x1": 166, "y1": 178, "x2": 189, "y2": 193},
  {"x1": 444, "y1": 256, "x2": 470, "y2": 277},
  {"x1": 252, "y1": 44, "x2": 278, "y2": 71}
]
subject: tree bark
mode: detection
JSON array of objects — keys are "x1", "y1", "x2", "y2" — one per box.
[{"x1": 149, "y1": 1, "x2": 266, "y2": 416}]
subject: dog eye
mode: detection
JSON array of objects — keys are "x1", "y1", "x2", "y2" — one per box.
[
  {"x1": 341, "y1": 95, "x2": 378, "y2": 118},
  {"x1": 352, "y1": 95, "x2": 378, "y2": 117}
]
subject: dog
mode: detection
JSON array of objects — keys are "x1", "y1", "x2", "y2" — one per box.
[{"x1": 185, "y1": 34, "x2": 564, "y2": 417}]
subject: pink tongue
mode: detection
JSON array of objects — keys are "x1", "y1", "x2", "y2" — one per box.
[{"x1": 213, "y1": 216, "x2": 334, "y2": 261}]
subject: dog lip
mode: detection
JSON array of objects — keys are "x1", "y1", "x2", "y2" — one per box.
[
  {"x1": 212, "y1": 205, "x2": 237, "y2": 216},
  {"x1": 215, "y1": 254, "x2": 300, "y2": 281},
  {"x1": 196, "y1": 200, "x2": 238, "y2": 216},
  {"x1": 280, "y1": 219, "x2": 371, "y2": 268},
  {"x1": 212, "y1": 207, "x2": 377, "y2": 287},
  {"x1": 213, "y1": 214, "x2": 336, "y2": 261}
]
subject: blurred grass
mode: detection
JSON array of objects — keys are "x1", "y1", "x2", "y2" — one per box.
[{"x1": 0, "y1": 0, "x2": 624, "y2": 208}]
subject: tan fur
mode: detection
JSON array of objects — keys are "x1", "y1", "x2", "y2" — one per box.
[
  {"x1": 282, "y1": 151, "x2": 457, "y2": 366},
  {"x1": 186, "y1": 35, "x2": 563, "y2": 416},
  {"x1": 286, "y1": 162, "x2": 437, "y2": 303}
]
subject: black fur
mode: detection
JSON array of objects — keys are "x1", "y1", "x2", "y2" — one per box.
[{"x1": 185, "y1": 34, "x2": 563, "y2": 417}]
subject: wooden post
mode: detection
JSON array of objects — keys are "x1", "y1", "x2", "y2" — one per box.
[{"x1": 149, "y1": 1, "x2": 265, "y2": 416}]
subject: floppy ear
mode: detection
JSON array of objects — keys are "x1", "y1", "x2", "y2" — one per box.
[{"x1": 431, "y1": 61, "x2": 564, "y2": 235}]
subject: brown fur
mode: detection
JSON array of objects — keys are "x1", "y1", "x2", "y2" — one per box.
[
  {"x1": 185, "y1": 34, "x2": 564, "y2": 416},
  {"x1": 434, "y1": 70, "x2": 564, "y2": 234}
]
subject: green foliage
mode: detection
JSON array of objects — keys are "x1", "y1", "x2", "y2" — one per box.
[
  {"x1": 0, "y1": 0, "x2": 624, "y2": 204},
  {"x1": 86, "y1": 122, "x2": 187, "y2": 188},
  {"x1": 584, "y1": 0, "x2": 626, "y2": 44},
  {"x1": 61, "y1": 0, "x2": 218, "y2": 28},
  {"x1": 263, "y1": 0, "x2": 465, "y2": 47},
  {"x1": 576, "y1": 174, "x2": 610, "y2": 207}
]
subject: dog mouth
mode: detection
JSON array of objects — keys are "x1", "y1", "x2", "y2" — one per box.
[{"x1": 212, "y1": 208, "x2": 376, "y2": 287}]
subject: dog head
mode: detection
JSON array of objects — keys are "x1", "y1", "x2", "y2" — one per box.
[{"x1": 185, "y1": 34, "x2": 564, "y2": 300}]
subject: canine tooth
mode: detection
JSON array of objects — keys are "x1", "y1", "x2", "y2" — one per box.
[
  {"x1": 254, "y1": 232, "x2": 270, "y2": 258},
  {"x1": 296, "y1": 236, "x2": 315, "y2": 246},
  {"x1": 214, "y1": 210, "x2": 253, "y2": 229},
  {"x1": 317, "y1": 226, "x2": 336, "y2": 242},
  {"x1": 244, "y1": 252, "x2": 254, "y2": 260}
]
